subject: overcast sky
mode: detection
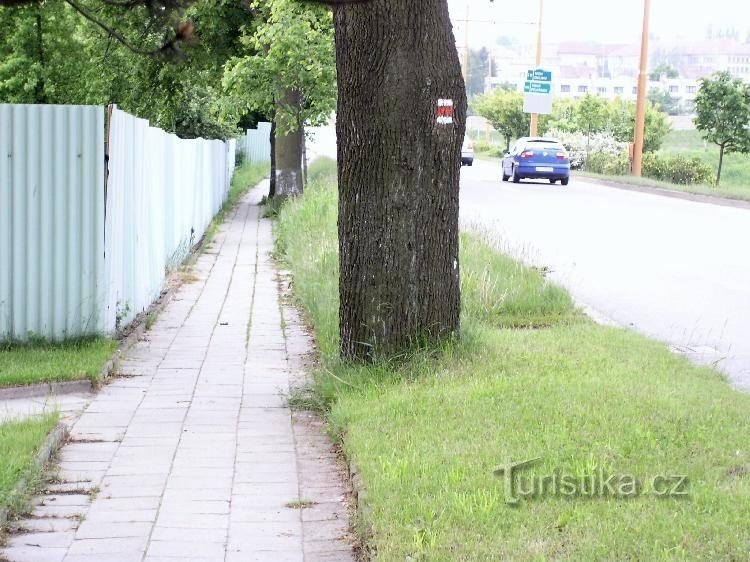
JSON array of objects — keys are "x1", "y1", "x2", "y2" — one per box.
[{"x1": 447, "y1": 0, "x2": 750, "y2": 47}]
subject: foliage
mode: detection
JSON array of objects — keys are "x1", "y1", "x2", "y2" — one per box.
[
  {"x1": 641, "y1": 153, "x2": 715, "y2": 185},
  {"x1": 648, "y1": 87, "x2": 681, "y2": 116},
  {"x1": 694, "y1": 71, "x2": 750, "y2": 184},
  {"x1": 0, "y1": 0, "x2": 257, "y2": 139},
  {"x1": 471, "y1": 139, "x2": 492, "y2": 154},
  {"x1": 0, "y1": 2, "x2": 91, "y2": 104},
  {"x1": 466, "y1": 47, "x2": 488, "y2": 99},
  {"x1": 607, "y1": 97, "x2": 671, "y2": 152},
  {"x1": 222, "y1": 0, "x2": 336, "y2": 135},
  {"x1": 473, "y1": 88, "x2": 529, "y2": 150},
  {"x1": 584, "y1": 151, "x2": 713, "y2": 185},
  {"x1": 586, "y1": 151, "x2": 630, "y2": 175},
  {"x1": 660, "y1": 129, "x2": 750, "y2": 190},
  {"x1": 539, "y1": 95, "x2": 671, "y2": 153},
  {"x1": 648, "y1": 61, "x2": 679, "y2": 81},
  {"x1": 547, "y1": 128, "x2": 628, "y2": 170},
  {"x1": 574, "y1": 94, "x2": 610, "y2": 136}
]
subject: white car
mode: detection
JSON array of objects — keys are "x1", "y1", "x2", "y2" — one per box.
[{"x1": 461, "y1": 139, "x2": 474, "y2": 166}]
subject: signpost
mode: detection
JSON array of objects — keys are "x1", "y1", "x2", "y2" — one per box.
[
  {"x1": 526, "y1": 69, "x2": 552, "y2": 82},
  {"x1": 523, "y1": 66, "x2": 553, "y2": 119},
  {"x1": 523, "y1": 81, "x2": 551, "y2": 94}
]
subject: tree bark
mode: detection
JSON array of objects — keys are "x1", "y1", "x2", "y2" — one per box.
[
  {"x1": 274, "y1": 89, "x2": 304, "y2": 198},
  {"x1": 269, "y1": 120, "x2": 276, "y2": 198},
  {"x1": 716, "y1": 143, "x2": 725, "y2": 186},
  {"x1": 332, "y1": 0, "x2": 466, "y2": 360},
  {"x1": 301, "y1": 123, "x2": 308, "y2": 186}
]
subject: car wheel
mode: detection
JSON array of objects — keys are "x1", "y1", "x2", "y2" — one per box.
[
  {"x1": 501, "y1": 171, "x2": 509, "y2": 182},
  {"x1": 511, "y1": 165, "x2": 520, "y2": 183},
  {"x1": 549, "y1": 179, "x2": 557, "y2": 184},
  {"x1": 561, "y1": 177, "x2": 569, "y2": 186}
]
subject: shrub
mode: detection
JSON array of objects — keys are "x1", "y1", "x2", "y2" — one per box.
[
  {"x1": 642, "y1": 153, "x2": 714, "y2": 185},
  {"x1": 472, "y1": 139, "x2": 492, "y2": 153},
  {"x1": 547, "y1": 128, "x2": 628, "y2": 170},
  {"x1": 587, "y1": 152, "x2": 630, "y2": 175},
  {"x1": 583, "y1": 151, "x2": 714, "y2": 185}
]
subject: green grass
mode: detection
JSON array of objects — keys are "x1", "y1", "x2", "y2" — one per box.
[
  {"x1": 574, "y1": 170, "x2": 750, "y2": 202},
  {"x1": 0, "y1": 338, "x2": 118, "y2": 388},
  {"x1": 0, "y1": 413, "x2": 59, "y2": 522},
  {"x1": 275, "y1": 160, "x2": 750, "y2": 560},
  {"x1": 661, "y1": 129, "x2": 750, "y2": 189}
]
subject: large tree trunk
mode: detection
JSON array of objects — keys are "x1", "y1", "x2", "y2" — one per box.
[
  {"x1": 333, "y1": 0, "x2": 466, "y2": 360},
  {"x1": 274, "y1": 89, "x2": 304, "y2": 198}
]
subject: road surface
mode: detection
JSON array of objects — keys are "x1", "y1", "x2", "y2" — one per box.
[{"x1": 460, "y1": 158, "x2": 750, "y2": 389}]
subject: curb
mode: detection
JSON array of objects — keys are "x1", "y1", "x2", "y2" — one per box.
[
  {"x1": 0, "y1": 422, "x2": 68, "y2": 531},
  {"x1": 575, "y1": 175, "x2": 750, "y2": 210},
  {"x1": 0, "y1": 380, "x2": 93, "y2": 401}
]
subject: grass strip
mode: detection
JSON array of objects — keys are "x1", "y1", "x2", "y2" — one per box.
[
  {"x1": 276, "y1": 158, "x2": 750, "y2": 560},
  {"x1": 574, "y1": 170, "x2": 750, "y2": 203},
  {"x1": 0, "y1": 413, "x2": 59, "y2": 524},
  {"x1": 0, "y1": 338, "x2": 117, "y2": 388}
]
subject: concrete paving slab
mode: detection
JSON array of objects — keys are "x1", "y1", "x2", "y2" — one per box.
[{"x1": 1, "y1": 185, "x2": 353, "y2": 561}]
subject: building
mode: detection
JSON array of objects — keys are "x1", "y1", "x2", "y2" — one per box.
[{"x1": 483, "y1": 38, "x2": 750, "y2": 114}]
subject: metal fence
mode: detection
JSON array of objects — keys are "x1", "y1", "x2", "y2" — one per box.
[
  {"x1": 0, "y1": 104, "x2": 105, "y2": 340},
  {"x1": 0, "y1": 104, "x2": 250, "y2": 341},
  {"x1": 104, "y1": 107, "x2": 237, "y2": 331},
  {"x1": 238, "y1": 122, "x2": 272, "y2": 164}
]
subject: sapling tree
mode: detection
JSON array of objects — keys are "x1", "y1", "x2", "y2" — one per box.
[{"x1": 694, "y1": 71, "x2": 750, "y2": 185}]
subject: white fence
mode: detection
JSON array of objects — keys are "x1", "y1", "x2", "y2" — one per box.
[
  {"x1": 0, "y1": 104, "x2": 106, "y2": 340},
  {"x1": 238, "y1": 123, "x2": 272, "y2": 164},
  {"x1": 104, "y1": 107, "x2": 236, "y2": 331},
  {"x1": 0, "y1": 104, "x2": 251, "y2": 341}
]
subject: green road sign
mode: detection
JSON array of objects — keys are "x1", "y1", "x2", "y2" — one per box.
[
  {"x1": 524, "y1": 81, "x2": 551, "y2": 94},
  {"x1": 526, "y1": 68, "x2": 552, "y2": 82}
]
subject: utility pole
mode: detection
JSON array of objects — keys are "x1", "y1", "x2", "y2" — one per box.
[
  {"x1": 632, "y1": 0, "x2": 651, "y2": 176},
  {"x1": 529, "y1": 0, "x2": 544, "y2": 136}
]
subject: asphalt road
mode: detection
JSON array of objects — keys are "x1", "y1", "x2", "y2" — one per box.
[{"x1": 460, "y1": 158, "x2": 750, "y2": 390}]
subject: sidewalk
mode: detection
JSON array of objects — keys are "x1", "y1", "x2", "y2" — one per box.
[{"x1": 1, "y1": 183, "x2": 353, "y2": 562}]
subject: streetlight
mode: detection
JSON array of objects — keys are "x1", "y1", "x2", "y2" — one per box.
[{"x1": 632, "y1": 0, "x2": 651, "y2": 176}]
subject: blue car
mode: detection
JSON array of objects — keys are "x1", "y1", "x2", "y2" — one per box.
[{"x1": 502, "y1": 137, "x2": 570, "y2": 185}]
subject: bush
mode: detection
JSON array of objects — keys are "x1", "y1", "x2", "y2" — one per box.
[
  {"x1": 547, "y1": 128, "x2": 628, "y2": 170},
  {"x1": 472, "y1": 139, "x2": 492, "y2": 153},
  {"x1": 587, "y1": 152, "x2": 630, "y2": 175},
  {"x1": 583, "y1": 151, "x2": 714, "y2": 185},
  {"x1": 642, "y1": 153, "x2": 714, "y2": 185}
]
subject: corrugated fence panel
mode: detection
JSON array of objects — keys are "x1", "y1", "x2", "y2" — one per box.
[
  {"x1": 239, "y1": 123, "x2": 272, "y2": 164},
  {"x1": 1, "y1": 104, "x2": 235, "y2": 340},
  {"x1": 0, "y1": 104, "x2": 104, "y2": 341},
  {"x1": 104, "y1": 107, "x2": 233, "y2": 331}
]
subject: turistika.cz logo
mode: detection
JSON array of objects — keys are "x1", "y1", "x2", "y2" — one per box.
[{"x1": 493, "y1": 458, "x2": 689, "y2": 506}]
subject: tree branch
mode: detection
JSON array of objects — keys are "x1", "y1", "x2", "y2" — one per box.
[{"x1": 63, "y1": 0, "x2": 157, "y2": 55}]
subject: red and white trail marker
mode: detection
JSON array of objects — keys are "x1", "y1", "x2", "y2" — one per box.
[{"x1": 436, "y1": 99, "x2": 454, "y2": 125}]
